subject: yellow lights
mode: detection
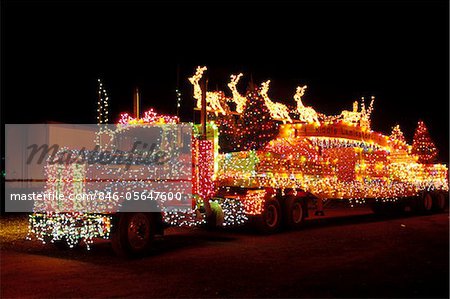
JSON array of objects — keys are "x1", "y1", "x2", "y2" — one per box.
[
  {"x1": 188, "y1": 66, "x2": 207, "y2": 108},
  {"x1": 188, "y1": 67, "x2": 446, "y2": 208},
  {"x1": 97, "y1": 78, "x2": 109, "y2": 124},
  {"x1": 389, "y1": 124, "x2": 407, "y2": 151},
  {"x1": 216, "y1": 118, "x2": 448, "y2": 201},
  {"x1": 338, "y1": 97, "x2": 374, "y2": 130},
  {"x1": 293, "y1": 85, "x2": 319, "y2": 124},
  {"x1": 260, "y1": 80, "x2": 292, "y2": 124},
  {"x1": 188, "y1": 66, "x2": 227, "y2": 115},
  {"x1": 234, "y1": 189, "x2": 266, "y2": 215},
  {"x1": 207, "y1": 92, "x2": 228, "y2": 115},
  {"x1": 228, "y1": 73, "x2": 247, "y2": 113},
  {"x1": 359, "y1": 97, "x2": 375, "y2": 130},
  {"x1": 188, "y1": 66, "x2": 381, "y2": 132},
  {"x1": 340, "y1": 101, "x2": 361, "y2": 125}
]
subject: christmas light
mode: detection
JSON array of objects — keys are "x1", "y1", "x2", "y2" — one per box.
[
  {"x1": 260, "y1": 80, "x2": 292, "y2": 123},
  {"x1": 228, "y1": 73, "x2": 247, "y2": 113},
  {"x1": 216, "y1": 120, "x2": 448, "y2": 201},
  {"x1": 118, "y1": 108, "x2": 179, "y2": 126},
  {"x1": 293, "y1": 85, "x2": 319, "y2": 124},
  {"x1": 188, "y1": 66, "x2": 228, "y2": 115},
  {"x1": 97, "y1": 79, "x2": 109, "y2": 124},
  {"x1": 28, "y1": 67, "x2": 449, "y2": 251},
  {"x1": 28, "y1": 213, "x2": 112, "y2": 250},
  {"x1": 411, "y1": 120, "x2": 438, "y2": 164},
  {"x1": 340, "y1": 100, "x2": 362, "y2": 125}
]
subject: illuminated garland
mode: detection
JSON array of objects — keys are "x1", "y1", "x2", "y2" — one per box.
[
  {"x1": 118, "y1": 108, "x2": 179, "y2": 126},
  {"x1": 28, "y1": 213, "x2": 111, "y2": 250},
  {"x1": 162, "y1": 198, "x2": 248, "y2": 227}
]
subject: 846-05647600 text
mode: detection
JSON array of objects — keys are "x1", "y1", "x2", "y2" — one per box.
[{"x1": 9, "y1": 191, "x2": 183, "y2": 202}]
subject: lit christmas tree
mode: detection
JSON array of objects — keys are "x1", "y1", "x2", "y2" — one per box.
[
  {"x1": 237, "y1": 85, "x2": 279, "y2": 151},
  {"x1": 411, "y1": 120, "x2": 438, "y2": 163},
  {"x1": 389, "y1": 124, "x2": 407, "y2": 150}
]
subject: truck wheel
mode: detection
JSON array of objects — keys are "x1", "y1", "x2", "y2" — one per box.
[
  {"x1": 284, "y1": 196, "x2": 305, "y2": 229},
  {"x1": 432, "y1": 192, "x2": 447, "y2": 212},
  {"x1": 417, "y1": 192, "x2": 433, "y2": 213},
  {"x1": 111, "y1": 213, "x2": 154, "y2": 257},
  {"x1": 256, "y1": 198, "x2": 282, "y2": 234}
]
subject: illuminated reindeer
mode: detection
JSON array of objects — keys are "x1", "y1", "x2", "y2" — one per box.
[
  {"x1": 340, "y1": 100, "x2": 361, "y2": 125},
  {"x1": 188, "y1": 66, "x2": 228, "y2": 115},
  {"x1": 339, "y1": 96, "x2": 375, "y2": 129},
  {"x1": 293, "y1": 85, "x2": 319, "y2": 124},
  {"x1": 227, "y1": 73, "x2": 247, "y2": 113},
  {"x1": 260, "y1": 80, "x2": 292, "y2": 124}
]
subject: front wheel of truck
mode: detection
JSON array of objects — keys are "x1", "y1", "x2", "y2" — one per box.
[{"x1": 111, "y1": 213, "x2": 154, "y2": 257}]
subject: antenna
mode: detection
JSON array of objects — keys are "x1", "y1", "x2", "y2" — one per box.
[
  {"x1": 200, "y1": 77, "x2": 208, "y2": 139},
  {"x1": 133, "y1": 87, "x2": 140, "y2": 119},
  {"x1": 176, "y1": 64, "x2": 181, "y2": 118}
]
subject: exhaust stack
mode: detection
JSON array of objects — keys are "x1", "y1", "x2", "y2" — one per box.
[{"x1": 133, "y1": 87, "x2": 140, "y2": 119}]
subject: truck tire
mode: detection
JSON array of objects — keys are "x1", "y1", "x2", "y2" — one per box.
[
  {"x1": 111, "y1": 212, "x2": 154, "y2": 257},
  {"x1": 256, "y1": 198, "x2": 282, "y2": 234},
  {"x1": 417, "y1": 192, "x2": 433, "y2": 213},
  {"x1": 432, "y1": 191, "x2": 447, "y2": 212},
  {"x1": 284, "y1": 195, "x2": 305, "y2": 229}
]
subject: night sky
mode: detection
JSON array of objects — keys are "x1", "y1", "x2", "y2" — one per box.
[{"x1": 2, "y1": 0, "x2": 449, "y2": 162}]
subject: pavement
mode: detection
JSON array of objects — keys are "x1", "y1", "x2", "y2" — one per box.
[{"x1": 1, "y1": 209, "x2": 449, "y2": 298}]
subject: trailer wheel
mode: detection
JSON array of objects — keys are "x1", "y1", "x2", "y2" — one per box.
[
  {"x1": 417, "y1": 192, "x2": 433, "y2": 213},
  {"x1": 256, "y1": 198, "x2": 282, "y2": 233},
  {"x1": 111, "y1": 213, "x2": 154, "y2": 257},
  {"x1": 432, "y1": 192, "x2": 447, "y2": 212},
  {"x1": 284, "y1": 196, "x2": 305, "y2": 229}
]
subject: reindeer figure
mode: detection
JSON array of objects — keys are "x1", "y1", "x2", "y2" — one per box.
[
  {"x1": 227, "y1": 73, "x2": 247, "y2": 113},
  {"x1": 340, "y1": 100, "x2": 361, "y2": 125},
  {"x1": 188, "y1": 66, "x2": 207, "y2": 109},
  {"x1": 260, "y1": 80, "x2": 292, "y2": 124},
  {"x1": 293, "y1": 85, "x2": 319, "y2": 124},
  {"x1": 188, "y1": 66, "x2": 228, "y2": 115}
]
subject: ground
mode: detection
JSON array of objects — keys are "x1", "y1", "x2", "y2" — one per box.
[{"x1": 1, "y1": 209, "x2": 449, "y2": 298}]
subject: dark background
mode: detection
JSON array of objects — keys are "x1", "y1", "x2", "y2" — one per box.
[{"x1": 1, "y1": 0, "x2": 449, "y2": 162}]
